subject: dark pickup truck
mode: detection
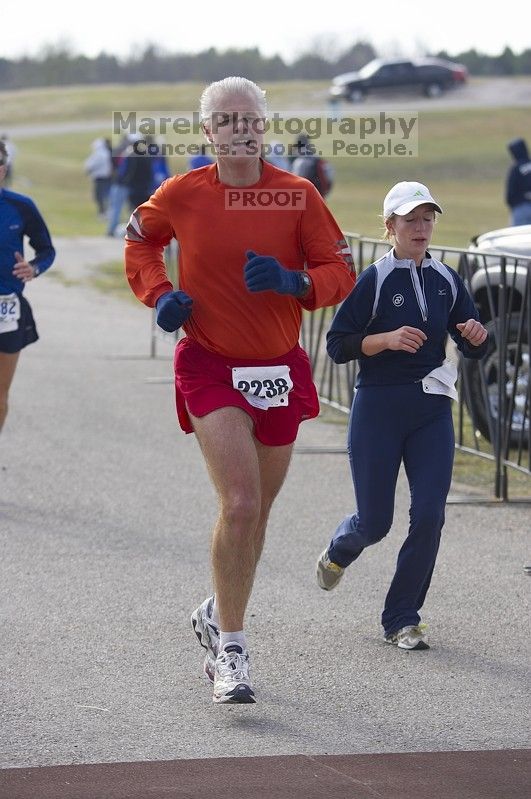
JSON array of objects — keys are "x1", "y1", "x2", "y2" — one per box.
[{"x1": 330, "y1": 57, "x2": 468, "y2": 102}]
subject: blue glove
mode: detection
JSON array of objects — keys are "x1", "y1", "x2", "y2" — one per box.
[
  {"x1": 244, "y1": 250, "x2": 304, "y2": 295},
  {"x1": 156, "y1": 290, "x2": 193, "y2": 332}
]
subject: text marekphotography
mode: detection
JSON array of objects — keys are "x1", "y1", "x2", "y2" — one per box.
[{"x1": 112, "y1": 111, "x2": 419, "y2": 158}]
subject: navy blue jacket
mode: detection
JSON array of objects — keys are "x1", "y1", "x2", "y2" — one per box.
[
  {"x1": 327, "y1": 250, "x2": 488, "y2": 386},
  {"x1": 0, "y1": 188, "x2": 55, "y2": 294}
]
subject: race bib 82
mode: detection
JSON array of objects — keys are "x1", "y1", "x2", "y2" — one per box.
[{"x1": 0, "y1": 294, "x2": 20, "y2": 334}]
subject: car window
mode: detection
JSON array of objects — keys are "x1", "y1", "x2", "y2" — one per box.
[
  {"x1": 359, "y1": 61, "x2": 383, "y2": 79},
  {"x1": 394, "y1": 64, "x2": 414, "y2": 77}
]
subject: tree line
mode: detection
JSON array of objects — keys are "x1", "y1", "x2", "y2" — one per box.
[{"x1": 0, "y1": 42, "x2": 530, "y2": 90}]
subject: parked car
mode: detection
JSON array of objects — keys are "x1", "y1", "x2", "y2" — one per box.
[
  {"x1": 329, "y1": 57, "x2": 468, "y2": 102},
  {"x1": 460, "y1": 225, "x2": 531, "y2": 445}
]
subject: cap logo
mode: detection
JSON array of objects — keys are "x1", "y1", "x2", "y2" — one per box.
[{"x1": 413, "y1": 190, "x2": 425, "y2": 196}]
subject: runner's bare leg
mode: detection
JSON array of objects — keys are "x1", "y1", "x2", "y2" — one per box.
[
  {"x1": 0, "y1": 352, "x2": 20, "y2": 431},
  {"x1": 189, "y1": 406, "x2": 293, "y2": 632}
]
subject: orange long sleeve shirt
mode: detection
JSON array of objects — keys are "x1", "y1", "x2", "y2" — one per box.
[{"x1": 125, "y1": 160, "x2": 355, "y2": 359}]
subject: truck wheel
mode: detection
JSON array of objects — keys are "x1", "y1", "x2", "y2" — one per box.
[
  {"x1": 462, "y1": 319, "x2": 529, "y2": 447},
  {"x1": 349, "y1": 88, "x2": 365, "y2": 102},
  {"x1": 424, "y1": 82, "x2": 443, "y2": 97}
]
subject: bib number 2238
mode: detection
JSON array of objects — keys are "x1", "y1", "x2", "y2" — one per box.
[{"x1": 232, "y1": 365, "x2": 293, "y2": 410}]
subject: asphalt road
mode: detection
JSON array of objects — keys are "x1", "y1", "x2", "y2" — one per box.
[{"x1": 0, "y1": 238, "x2": 530, "y2": 773}]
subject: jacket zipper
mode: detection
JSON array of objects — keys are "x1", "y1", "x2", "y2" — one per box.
[{"x1": 409, "y1": 262, "x2": 428, "y2": 321}]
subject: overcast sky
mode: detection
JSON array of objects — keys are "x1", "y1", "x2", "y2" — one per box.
[{"x1": 3, "y1": 1, "x2": 525, "y2": 62}]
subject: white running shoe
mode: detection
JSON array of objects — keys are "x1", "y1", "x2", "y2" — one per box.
[
  {"x1": 384, "y1": 624, "x2": 429, "y2": 650},
  {"x1": 191, "y1": 596, "x2": 219, "y2": 682},
  {"x1": 213, "y1": 644, "x2": 256, "y2": 704},
  {"x1": 316, "y1": 548, "x2": 345, "y2": 591}
]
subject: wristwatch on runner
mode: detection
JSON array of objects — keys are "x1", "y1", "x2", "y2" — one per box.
[{"x1": 300, "y1": 271, "x2": 312, "y2": 297}]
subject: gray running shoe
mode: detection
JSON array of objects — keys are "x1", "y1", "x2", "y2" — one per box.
[
  {"x1": 191, "y1": 596, "x2": 219, "y2": 682},
  {"x1": 213, "y1": 644, "x2": 256, "y2": 704},
  {"x1": 384, "y1": 624, "x2": 430, "y2": 650},
  {"x1": 316, "y1": 548, "x2": 345, "y2": 590}
]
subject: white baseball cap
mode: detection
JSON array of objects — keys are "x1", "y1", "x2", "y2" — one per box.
[{"x1": 383, "y1": 181, "x2": 443, "y2": 219}]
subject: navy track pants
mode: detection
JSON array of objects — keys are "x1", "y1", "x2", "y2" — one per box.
[{"x1": 327, "y1": 383, "x2": 454, "y2": 637}]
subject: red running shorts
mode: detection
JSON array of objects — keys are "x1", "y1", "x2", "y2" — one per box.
[{"x1": 173, "y1": 336, "x2": 319, "y2": 446}]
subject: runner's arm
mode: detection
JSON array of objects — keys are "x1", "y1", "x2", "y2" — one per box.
[
  {"x1": 23, "y1": 200, "x2": 55, "y2": 275},
  {"x1": 125, "y1": 183, "x2": 175, "y2": 306},
  {"x1": 298, "y1": 185, "x2": 355, "y2": 309}
]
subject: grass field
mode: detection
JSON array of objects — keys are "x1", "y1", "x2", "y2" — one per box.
[
  {"x1": 0, "y1": 81, "x2": 331, "y2": 124},
  {"x1": 2, "y1": 81, "x2": 530, "y2": 242}
]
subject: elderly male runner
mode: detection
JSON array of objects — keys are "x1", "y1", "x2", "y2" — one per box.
[{"x1": 125, "y1": 76, "x2": 355, "y2": 704}]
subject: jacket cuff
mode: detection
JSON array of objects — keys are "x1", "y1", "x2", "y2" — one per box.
[{"x1": 338, "y1": 333, "x2": 366, "y2": 361}]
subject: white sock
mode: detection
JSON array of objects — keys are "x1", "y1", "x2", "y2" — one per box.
[
  {"x1": 211, "y1": 596, "x2": 220, "y2": 626},
  {"x1": 220, "y1": 631, "x2": 247, "y2": 651}
]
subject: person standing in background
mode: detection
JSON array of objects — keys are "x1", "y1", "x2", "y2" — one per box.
[
  {"x1": 505, "y1": 138, "x2": 531, "y2": 225},
  {"x1": 289, "y1": 134, "x2": 334, "y2": 199},
  {"x1": 0, "y1": 134, "x2": 17, "y2": 187},
  {"x1": 106, "y1": 134, "x2": 131, "y2": 237},
  {"x1": 122, "y1": 135, "x2": 156, "y2": 210},
  {"x1": 151, "y1": 139, "x2": 171, "y2": 192},
  {"x1": 84, "y1": 138, "x2": 113, "y2": 217}
]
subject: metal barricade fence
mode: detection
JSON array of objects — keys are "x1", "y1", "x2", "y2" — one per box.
[{"x1": 301, "y1": 232, "x2": 530, "y2": 502}]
